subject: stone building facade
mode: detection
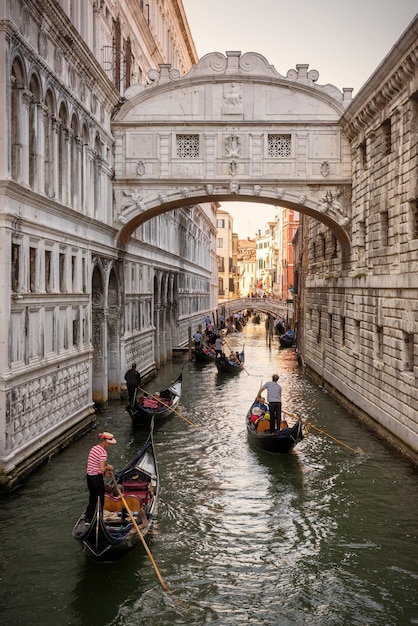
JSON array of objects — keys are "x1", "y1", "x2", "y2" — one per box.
[
  {"x1": 0, "y1": 0, "x2": 216, "y2": 490},
  {"x1": 296, "y1": 16, "x2": 418, "y2": 459}
]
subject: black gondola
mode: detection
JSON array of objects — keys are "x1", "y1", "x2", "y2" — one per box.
[
  {"x1": 246, "y1": 402, "x2": 305, "y2": 453},
  {"x1": 126, "y1": 370, "x2": 182, "y2": 424},
  {"x1": 215, "y1": 349, "x2": 245, "y2": 374},
  {"x1": 194, "y1": 345, "x2": 216, "y2": 363},
  {"x1": 279, "y1": 329, "x2": 296, "y2": 348},
  {"x1": 72, "y1": 420, "x2": 159, "y2": 561}
]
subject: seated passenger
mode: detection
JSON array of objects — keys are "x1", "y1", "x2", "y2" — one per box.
[
  {"x1": 254, "y1": 396, "x2": 268, "y2": 414},
  {"x1": 250, "y1": 406, "x2": 263, "y2": 424}
]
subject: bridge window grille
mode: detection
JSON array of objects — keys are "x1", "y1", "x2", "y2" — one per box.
[
  {"x1": 176, "y1": 135, "x2": 199, "y2": 158},
  {"x1": 268, "y1": 134, "x2": 291, "y2": 158}
]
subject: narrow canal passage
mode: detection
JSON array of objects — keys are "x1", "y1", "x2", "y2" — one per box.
[{"x1": 1, "y1": 324, "x2": 418, "y2": 626}]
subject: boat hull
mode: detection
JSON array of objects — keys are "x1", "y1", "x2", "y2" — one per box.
[
  {"x1": 72, "y1": 424, "x2": 159, "y2": 561},
  {"x1": 127, "y1": 372, "x2": 182, "y2": 424},
  {"x1": 246, "y1": 406, "x2": 304, "y2": 453}
]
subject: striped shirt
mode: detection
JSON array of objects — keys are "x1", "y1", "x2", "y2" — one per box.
[{"x1": 86, "y1": 444, "x2": 107, "y2": 476}]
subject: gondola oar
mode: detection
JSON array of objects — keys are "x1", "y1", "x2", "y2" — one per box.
[
  {"x1": 111, "y1": 474, "x2": 170, "y2": 592},
  {"x1": 137, "y1": 387, "x2": 200, "y2": 429},
  {"x1": 282, "y1": 410, "x2": 361, "y2": 454}
]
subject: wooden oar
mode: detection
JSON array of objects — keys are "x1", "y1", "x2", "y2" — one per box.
[
  {"x1": 282, "y1": 410, "x2": 362, "y2": 454},
  {"x1": 137, "y1": 387, "x2": 200, "y2": 429},
  {"x1": 223, "y1": 339, "x2": 250, "y2": 375},
  {"x1": 111, "y1": 474, "x2": 169, "y2": 592}
]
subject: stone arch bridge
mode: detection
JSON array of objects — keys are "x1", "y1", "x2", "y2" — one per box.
[
  {"x1": 221, "y1": 298, "x2": 293, "y2": 323},
  {"x1": 112, "y1": 51, "x2": 354, "y2": 261}
]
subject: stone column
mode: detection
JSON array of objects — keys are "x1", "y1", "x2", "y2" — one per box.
[
  {"x1": 20, "y1": 89, "x2": 32, "y2": 187},
  {"x1": 48, "y1": 117, "x2": 60, "y2": 200},
  {"x1": 36, "y1": 103, "x2": 47, "y2": 194}
]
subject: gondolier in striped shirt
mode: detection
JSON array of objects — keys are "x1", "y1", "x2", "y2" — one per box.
[
  {"x1": 84, "y1": 432, "x2": 117, "y2": 524},
  {"x1": 258, "y1": 374, "x2": 282, "y2": 433}
]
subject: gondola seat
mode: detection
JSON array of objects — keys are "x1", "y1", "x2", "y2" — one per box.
[
  {"x1": 104, "y1": 493, "x2": 143, "y2": 513},
  {"x1": 256, "y1": 419, "x2": 271, "y2": 432}
]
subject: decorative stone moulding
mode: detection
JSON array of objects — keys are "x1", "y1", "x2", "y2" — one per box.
[{"x1": 123, "y1": 51, "x2": 348, "y2": 105}]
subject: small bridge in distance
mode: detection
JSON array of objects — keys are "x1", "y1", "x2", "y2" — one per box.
[{"x1": 220, "y1": 298, "x2": 294, "y2": 324}]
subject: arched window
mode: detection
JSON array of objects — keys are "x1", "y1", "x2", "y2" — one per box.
[
  {"x1": 70, "y1": 114, "x2": 79, "y2": 207},
  {"x1": 11, "y1": 58, "x2": 25, "y2": 182},
  {"x1": 44, "y1": 89, "x2": 55, "y2": 196},
  {"x1": 58, "y1": 102, "x2": 68, "y2": 203},
  {"x1": 94, "y1": 133, "x2": 101, "y2": 216}
]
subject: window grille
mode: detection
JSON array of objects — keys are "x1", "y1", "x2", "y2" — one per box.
[
  {"x1": 176, "y1": 135, "x2": 199, "y2": 158},
  {"x1": 268, "y1": 134, "x2": 291, "y2": 158}
]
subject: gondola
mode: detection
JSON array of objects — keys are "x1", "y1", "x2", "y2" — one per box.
[
  {"x1": 72, "y1": 420, "x2": 159, "y2": 561},
  {"x1": 215, "y1": 349, "x2": 245, "y2": 374},
  {"x1": 126, "y1": 370, "x2": 182, "y2": 424},
  {"x1": 246, "y1": 402, "x2": 305, "y2": 453},
  {"x1": 194, "y1": 344, "x2": 216, "y2": 363},
  {"x1": 279, "y1": 329, "x2": 296, "y2": 348}
]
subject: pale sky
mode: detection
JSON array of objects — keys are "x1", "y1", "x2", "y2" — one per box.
[{"x1": 181, "y1": 0, "x2": 417, "y2": 238}]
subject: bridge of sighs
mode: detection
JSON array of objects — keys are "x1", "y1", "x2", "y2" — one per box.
[{"x1": 112, "y1": 51, "x2": 354, "y2": 262}]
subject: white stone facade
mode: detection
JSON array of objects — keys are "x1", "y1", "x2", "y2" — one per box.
[{"x1": 0, "y1": 0, "x2": 216, "y2": 489}]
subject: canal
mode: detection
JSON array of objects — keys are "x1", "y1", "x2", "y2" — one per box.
[{"x1": 1, "y1": 323, "x2": 417, "y2": 626}]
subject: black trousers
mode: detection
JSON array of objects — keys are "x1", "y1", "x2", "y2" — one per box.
[
  {"x1": 85, "y1": 473, "x2": 105, "y2": 522},
  {"x1": 268, "y1": 402, "x2": 282, "y2": 432},
  {"x1": 127, "y1": 384, "x2": 137, "y2": 404}
]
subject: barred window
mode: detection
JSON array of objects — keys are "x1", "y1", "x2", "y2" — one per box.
[
  {"x1": 381, "y1": 119, "x2": 392, "y2": 155},
  {"x1": 268, "y1": 134, "x2": 291, "y2": 158},
  {"x1": 176, "y1": 134, "x2": 199, "y2": 158}
]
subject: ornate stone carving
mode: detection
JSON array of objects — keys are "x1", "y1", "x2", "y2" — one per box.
[
  {"x1": 223, "y1": 83, "x2": 243, "y2": 114},
  {"x1": 320, "y1": 190, "x2": 343, "y2": 213},
  {"x1": 320, "y1": 161, "x2": 330, "y2": 177},
  {"x1": 229, "y1": 160, "x2": 238, "y2": 176},
  {"x1": 136, "y1": 161, "x2": 146, "y2": 176},
  {"x1": 229, "y1": 181, "x2": 239, "y2": 194},
  {"x1": 225, "y1": 134, "x2": 241, "y2": 158},
  {"x1": 120, "y1": 188, "x2": 145, "y2": 210}
]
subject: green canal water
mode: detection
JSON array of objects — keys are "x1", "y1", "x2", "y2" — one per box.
[{"x1": 1, "y1": 324, "x2": 417, "y2": 625}]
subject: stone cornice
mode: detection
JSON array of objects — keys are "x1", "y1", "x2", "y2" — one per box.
[
  {"x1": 25, "y1": 0, "x2": 121, "y2": 107},
  {"x1": 340, "y1": 15, "x2": 418, "y2": 141},
  {"x1": 171, "y1": 0, "x2": 198, "y2": 65}
]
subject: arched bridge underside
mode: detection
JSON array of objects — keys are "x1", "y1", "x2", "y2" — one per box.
[{"x1": 112, "y1": 51, "x2": 354, "y2": 261}]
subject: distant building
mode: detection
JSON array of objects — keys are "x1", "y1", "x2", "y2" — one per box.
[
  {"x1": 237, "y1": 238, "x2": 256, "y2": 297},
  {"x1": 216, "y1": 208, "x2": 235, "y2": 301}
]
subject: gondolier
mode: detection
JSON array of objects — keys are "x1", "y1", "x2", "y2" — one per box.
[
  {"x1": 125, "y1": 363, "x2": 141, "y2": 405},
  {"x1": 84, "y1": 432, "x2": 117, "y2": 524},
  {"x1": 259, "y1": 375, "x2": 282, "y2": 433}
]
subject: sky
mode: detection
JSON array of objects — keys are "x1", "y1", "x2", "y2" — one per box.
[{"x1": 181, "y1": 0, "x2": 417, "y2": 238}]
